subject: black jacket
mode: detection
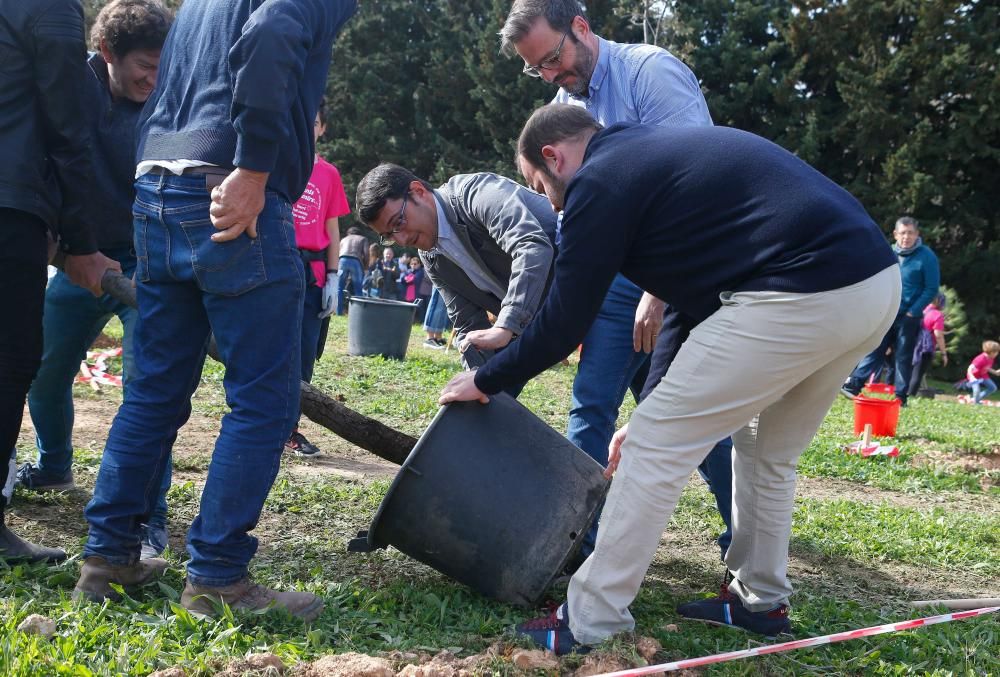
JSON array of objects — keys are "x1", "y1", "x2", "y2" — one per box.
[{"x1": 0, "y1": 0, "x2": 97, "y2": 253}]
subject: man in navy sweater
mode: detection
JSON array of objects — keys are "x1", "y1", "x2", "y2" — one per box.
[
  {"x1": 441, "y1": 105, "x2": 899, "y2": 648},
  {"x1": 74, "y1": 0, "x2": 356, "y2": 621}
]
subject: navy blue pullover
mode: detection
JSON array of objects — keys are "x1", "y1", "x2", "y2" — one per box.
[
  {"x1": 475, "y1": 124, "x2": 897, "y2": 394},
  {"x1": 84, "y1": 53, "x2": 142, "y2": 250},
  {"x1": 137, "y1": 0, "x2": 356, "y2": 203}
]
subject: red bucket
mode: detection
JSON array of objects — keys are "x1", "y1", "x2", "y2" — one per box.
[{"x1": 853, "y1": 395, "x2": 901, "y2": 437}]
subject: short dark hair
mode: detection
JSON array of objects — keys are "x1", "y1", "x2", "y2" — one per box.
[
  {"x1": 347, "y1": 225, "x2": 364, "y2": 236},
  {"x1": 90, "y1": 0, "x2": 172, "y2": 59},
  {"x1": 356, "y1": 163, "x2": 434, "y2": 225},
  {"x1": 499, "y1": 0, "x2": 585, "y2": 57},
  {"x1": 895, "y1": 215, "x2": 919, "y2": 231},
  {"x1": 517, "y1": 104, "x2": 602, "y2": 176}
]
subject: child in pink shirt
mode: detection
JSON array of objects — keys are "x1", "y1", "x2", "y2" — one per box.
[{"x1": 966, "y1": 340, "x2": 1000, "y2": 404}]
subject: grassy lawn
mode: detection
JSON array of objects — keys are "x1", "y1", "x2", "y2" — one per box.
[{"x1": 3, "y1": 315, "x2": 998, "y2": 675}]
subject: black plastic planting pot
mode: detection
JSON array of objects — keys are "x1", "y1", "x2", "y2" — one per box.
[
  {"x1": 346, "y1": 296, "x2": 421, "y2": 360},
  {"x1": 348, "y1": 392, "x2": 609, "y2": 606}
]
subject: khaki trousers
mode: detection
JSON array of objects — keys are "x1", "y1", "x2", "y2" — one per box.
[{"x1": 567, "y1": 266, "x2": 901, "y2": 643}]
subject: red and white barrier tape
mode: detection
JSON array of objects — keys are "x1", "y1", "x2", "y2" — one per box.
[
  {"x1": 594, "y1": 606, "x2": 999, "y2": 676},
  {"x1": 76, "y1": 347, "x2": 123, "y2": 388}
]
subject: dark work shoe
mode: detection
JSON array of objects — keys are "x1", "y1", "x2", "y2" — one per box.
[
  {"x1": 72, "y1": 556, "x2": 169, "y2": 602},
  {"x1": 181, "y1": 577, "x2": 324, "y2": 621},
  {"x1": 677, "y1": 587, "x2": 791, "y2": 638},
  {"x1": 285, "y1": 431, "x2": 321, "y2": 456},
  {"x1": 139, "y1": 523, "x2": 169, "y2": 559},
  {"x1": 839, "y1": 385, "x2": 860, "y2": 400},
  {"x1": 0, "y1": 524, "x2": 66, "y2": 564},
  {"x1": 515, "y1": 602, "x2": 590, "y2": 656},
  {"x1": 15, "y1": 463, "x2": 75, "y2": 492}
]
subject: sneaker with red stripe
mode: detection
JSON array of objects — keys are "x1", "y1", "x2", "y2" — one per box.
[
  {"x1": 676, "y1": 585, "x2": 791, "y2": 638},
  {"x1": 514, "y1": 602, "x2": 590, "y2": 656}
]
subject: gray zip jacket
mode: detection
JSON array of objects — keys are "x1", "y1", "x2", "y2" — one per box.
[{"x1": 419, "y1": 173, "x2": 557, "y2": 368}]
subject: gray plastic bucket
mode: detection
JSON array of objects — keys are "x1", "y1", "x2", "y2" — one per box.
[
  {"x1": 347, "y1": 296, "x2": 420, "y2": 360},
  {"x1": 347, "y1": 392, "x2": 609, "y2": 606}
]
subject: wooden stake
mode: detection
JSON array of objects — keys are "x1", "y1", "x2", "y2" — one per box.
[
  {"x1": 911, "y1": 598, "x2": 1000, "y2": 611},
  {"x1": 862, "y1": 423, "x2": 872, "y2": 447}
]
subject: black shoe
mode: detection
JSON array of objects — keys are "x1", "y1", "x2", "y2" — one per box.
[
  {"x1": 515, "y1": 602, "x2": 590, "y2": 656},
  {"x1": 15, "y1": 462, "x2": 75, "y2": 492},
  {"x1": 677, "y1": 585, "x2": 791, "y2": 638},
  {"x1": 285, "y1": 431, "x2": 321, "y2": 456},
  {"x1": 422, "y1": 338, "x2": 445, "y2": 350},
  {"x1": 434, "y1": 338, "x2": 448, "y2": 347},
  {"x1": 0, "y1": 524, "x2": 66, "y2": 564},
  {"x1": 839, "y1": 385, "x2": 860, "y2": 400}
]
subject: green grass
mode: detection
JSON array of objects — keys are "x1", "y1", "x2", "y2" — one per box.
[{"x1": 4, "y1": 315, "x2": 998, "y2": 675}]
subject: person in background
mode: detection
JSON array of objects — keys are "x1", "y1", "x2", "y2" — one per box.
[
  {"x1": 286, "y1": 100, "x2": 351, "y2": 456},
  {"x1": 422, "y1": 286, "x2": 451, "y2": 349},
  {"x1": 376, "y1": 246, "x2": 401, "y2": 300},
  {"x1": 1, "y1": 0, "x2": 118, "y2": 563},
  {"x1": 415, "y1": 258, "x2": 434, "y2": 323},
  {"x1": 398, "y1": 251, "x2": 412, "y2": 277},
  {"x1": 401, "y1": 256, "x2": 425, "y2": 305},
  {"x1": 908, "y1": 292, "x2": 947, "y2": 397},
  {"x1": 842, "y1": 216, "x2": 940, "y2": 405},
  {"x1": 363, "y1": 242, "x2": 383, "y2": 297},
  {"x1": 966, "y1": 340, "x2": 1000, "y2": 404},
  {"x1": 337, "y1": 226, "x2": 370, "y2": 313},
  {"x1": 15, "y1": 0, "x2": 173, "y2": 561}
]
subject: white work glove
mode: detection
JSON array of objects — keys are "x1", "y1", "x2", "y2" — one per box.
[{"x1": 318, "y1": 275, "x2": 338, "y2": 319}]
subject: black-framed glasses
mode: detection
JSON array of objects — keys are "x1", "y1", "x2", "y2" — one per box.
[
  {"x1": 522, "y1": 31, "x2": 571, "y2": 77},
  {"x1": 378, "y1": 192, "x2": 408, "y2": 245}
]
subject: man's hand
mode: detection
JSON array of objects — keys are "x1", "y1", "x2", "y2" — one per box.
[
  {"x1": 633, "y1": 292, "x2": 665, "y2": 353},
  {"x1": 439, "y1": 370, "x2": 490, "y2": 405},
  {"x1": 318, "y1": 276, "x2": 338, "y2": 318},
  {"x1": 462, "y1": 326, "x2": 513, "y2": 352},
  {"x1": 209, "y1": 168, "x2": 269, "y2": 242},
  {"x1": 64, "y1": 252, "x2": 121, "y2": 296},
  {"x1": 605, "y1": 424, "x2": 628, "y2": 479}
]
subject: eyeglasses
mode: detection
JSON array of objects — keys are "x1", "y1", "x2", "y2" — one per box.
[
  {"x1": 378, "y1": 192, "x2": 408, "y2": 245},
  {"x1": 522, "y1": 31, "x2": 571, "y2": 77}
]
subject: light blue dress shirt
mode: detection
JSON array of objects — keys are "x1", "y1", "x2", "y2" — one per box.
[{"x1": 553, "y1": 36, "x2": 713, "y2": 129}]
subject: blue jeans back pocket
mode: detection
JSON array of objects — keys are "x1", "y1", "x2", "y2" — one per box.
[{"x1": 180, "y1": 218, "x2": 266, "y2": 296}]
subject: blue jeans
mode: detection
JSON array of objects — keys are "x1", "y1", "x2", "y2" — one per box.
[
  {"x1": 26, "y1": 250, "x2": 171, "y2": 528},
  {"x1": 336, "y1": 256, "x2": 364, "y2": 315},
  {"x1": 84, "y1": 173, "x2": 304, "y2": 585},
  {"x1": 300, "y1": 283, "x2": 323, "y2": 385},
  {"x1": 846, "y1": 312, "x2": 921, "y2": 400},
  {"x1": 570, "y1": 275, "x2": 650, "y2": 555},
  {"x1": 970, "y1": 377, "x2": 997, "y2": 403},
  {"x1": 422, "y1": 287, "x2": 450, "y2": 333}
]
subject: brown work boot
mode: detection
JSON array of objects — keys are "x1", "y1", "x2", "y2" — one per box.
[
  {"x1": 181, "y1": 577, "x2": 324, "y2": 621},
  {"x1": 0, "y1": 523, "x2": 66, "y2": 564},
  {"x1": 72, "y1": 555, "x2": 169, "y2": 602}
]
